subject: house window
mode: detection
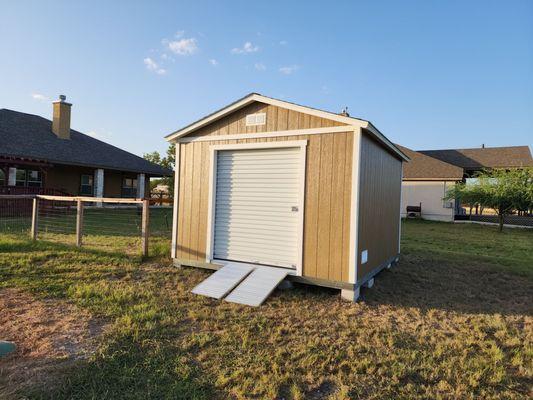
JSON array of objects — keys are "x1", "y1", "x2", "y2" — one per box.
[
  {"x1": 122, "y1": 177, "x2": 138, "y2": 198},
  {"x1": 15, "y1": 169, "x2": 27, "y2": 187},
  {"x1": 0, "y1": 170, "x2": 5, "y2": 186},
  {"x1": 27, "y1": 170, "x2": 42, "y2": 187},
  {"x1": 80, "y1": 174, "x2": 93, "y2": 195}
]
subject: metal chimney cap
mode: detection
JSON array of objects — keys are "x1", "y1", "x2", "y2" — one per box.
[{"x1": 59, "y1": 95, "x2": 67, "y2": 101}]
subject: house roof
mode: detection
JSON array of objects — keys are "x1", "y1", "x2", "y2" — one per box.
[
  {"x1": 418, "y1": 146, "x2": 533, "y2": 170},
  {"x1": 0, "y1": 109, "x2": 172, "y2": 176},
  {"x1": 165, "y1": 93, "x2": 410, "y2": 162},
  {"x1": 395, "y1": 144, "x2": 463, "y2": 180}
]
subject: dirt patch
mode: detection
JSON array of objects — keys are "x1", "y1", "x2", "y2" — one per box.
[{"x1": 0, "y1": 288, "x2": 106, "y2": 398}]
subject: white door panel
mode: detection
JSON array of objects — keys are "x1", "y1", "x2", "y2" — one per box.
[{"x1": 214, "y1": 147, "x2": 301, "y2": 269}]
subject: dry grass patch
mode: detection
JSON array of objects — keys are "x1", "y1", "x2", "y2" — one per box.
[
  {"x1": 0, "y1": 220, "x2": 531, "y2": 399},
  {"x1": 0, "y1": 288, "x2": 106, "y2": 398}
]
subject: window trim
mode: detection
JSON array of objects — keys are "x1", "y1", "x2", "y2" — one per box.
[
  {"x1": 80, "y1": 174, "x2": 94, "y2": 196},
  {"x1": 121, "y1": 176, "x2": 138, "y2": 198}
]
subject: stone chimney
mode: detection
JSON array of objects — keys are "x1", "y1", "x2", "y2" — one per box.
[{"x1": 52, "y1": 95, "x2": 72, "y2": 139}]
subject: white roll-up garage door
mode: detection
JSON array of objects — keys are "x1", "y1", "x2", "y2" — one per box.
[{"x1": 213, "y1": 147, "x2": 302, "y2": 269}]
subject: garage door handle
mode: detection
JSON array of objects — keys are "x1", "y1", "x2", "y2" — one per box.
[{"x1": 291, "y1": 206, "x2": 299, "y2": 212}]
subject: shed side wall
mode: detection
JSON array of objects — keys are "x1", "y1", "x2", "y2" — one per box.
[
  {"x1": 175, "y1": 131, "x2": 353, "y2": 283},
  {"x1": 357, "y1": 132, "x2": 402, "y2": 281}
]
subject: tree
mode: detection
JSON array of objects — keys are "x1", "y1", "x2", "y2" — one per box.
[
  {"x1": 143, "y1": 143, "x2": 176, "y2": 197},
  {"x1": 445, "y1": 167, "x2": 533, "y2": 231}
]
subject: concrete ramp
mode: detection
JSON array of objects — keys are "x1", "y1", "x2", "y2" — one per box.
[
  {"x1": 191, "y1": 263, "x2": 254, "y2": 299},
  {"x1": 225, "y1": 266, "x2": 289, "y2": 307}
]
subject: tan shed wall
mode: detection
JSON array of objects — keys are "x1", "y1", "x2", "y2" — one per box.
[
  {"x1": 175, "y1": 129, "x2": 354, "y2": 283},
  {"x1": 357, "y1": 132, "x2": 402, "y2": 281},
  {"x1": 189, "y1": 102, "x2": 345, "y2": 138}
]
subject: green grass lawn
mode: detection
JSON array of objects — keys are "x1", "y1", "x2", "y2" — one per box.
[{"x1": 0, "y1": 220, "x2": 531, "y2": 399}]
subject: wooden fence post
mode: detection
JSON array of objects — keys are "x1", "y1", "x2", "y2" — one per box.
[
  {"x1": 76, "y1": 199, "x2": 84, "y2": 247},
  {"x1": 141, "y1": 199, "x2": 149, "y2": 257},
  {"x1": 31, "y1": 197, "x2": 39, "y2": 240}
]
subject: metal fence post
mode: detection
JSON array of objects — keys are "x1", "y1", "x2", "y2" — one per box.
[
  {"x1": 76, "y1": 199, "x2": 84, "y2": 247},
  {"x1": 141, "y1": 199, "x2": 149, "y2": 257},
  {"x1": 31, "y1": 197, "x2": 39, "y2": 240}
]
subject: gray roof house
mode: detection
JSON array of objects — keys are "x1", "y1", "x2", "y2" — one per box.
[{"x1": 0, "y1": 96, "x2": 171, "y2": 198}]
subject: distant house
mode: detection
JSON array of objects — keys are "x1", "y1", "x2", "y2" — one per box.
[
  {"x1": 398, "y1": 144, "x2": 533, "y2": 221},
  {"x1": 0, "y1": 96, "x2": 171, "y2": 198},
  {"x1": 397, "y1": 145, "x2": 463, "y2": 221}
]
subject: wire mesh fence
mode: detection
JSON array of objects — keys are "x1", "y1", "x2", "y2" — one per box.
[
  {"x1": 0, "y1": 195, "x2": 34, "y2": 234},
  {"x1": 0, "y1": 195, "x2": 173, "y2": 256}
]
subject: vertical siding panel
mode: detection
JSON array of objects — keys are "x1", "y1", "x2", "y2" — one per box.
[
  {"x1": 177, "y1": 143, "x2": 186, "y2": 259},
  {"x1": 328, "y1": 132, "x2": 346, "y2": 281},
  {"x1": 189, "y1": 143, "x2": 202, "y2": 260},
  {"x1": 303, "y1": 135, "x2": 321, "y2": 278},
  {"x1": 316, "y1": 134, "x2": 334, "y2": 279},
  {"x1": 288, "y1": 110, "x2": 299, "y2": 130},
  {"x1": 277, "y1": 107, "x2": 289, "y2": 130},
  {"x1": 255, "y1": 103, "x2": 268, "y2": 133},
  {"x1": 219, "y1": 118, "x2": 229, "y2": 135},
  {"x1": 299, "y1": 113, "x2": 310, "y2": 129},
  {"x1": 266, "y1": 105, "x2": 278, "y2": 131},
  {"x1": 341, "y1": 132, "x2": 353, "y2": 282},
  {"x1": 309, "y1": 115, "x2": 323, "y2": 129},
  {"x1": 197, "y1": 142, "x2": 209, "y2": 260},
  {"x1": 180, "y1": 144, "x2": 192, "y2": 259}
]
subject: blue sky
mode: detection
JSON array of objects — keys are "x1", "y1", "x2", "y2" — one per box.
[{"x1": 1, "y1": 1, "x2": 531, "y2": 157}]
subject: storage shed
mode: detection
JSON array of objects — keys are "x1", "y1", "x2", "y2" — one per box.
[{"x1": 166, "y1": 93, "x2": 409, "y2": 304}]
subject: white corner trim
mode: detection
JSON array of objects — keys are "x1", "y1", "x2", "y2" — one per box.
[
  {"x1": 348, "y1": 128, "x2": 362, "y2": 284},
  {"x1": 171, "y1": 144, "x2": 181, "y2": 259},
  {"x1": 178, "y1": 125, "x2": 356, "y2": 143},
  {"x1": 204, "y1": 139, "x2": 308, "y2": 276}
]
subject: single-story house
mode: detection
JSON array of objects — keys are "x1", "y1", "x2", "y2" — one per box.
[
  {"x1": 166, "y1": 93, "x2": 409, "y2": 303},
  {"x1": 397, "y1": 144, "x2": 463, "y2": 221},
  {"x1": 0, "y1": 96, "x2": 171, "y2": 198},
  {"x1": 398, "y1": 144, "x2": 533, "y2": 221}
]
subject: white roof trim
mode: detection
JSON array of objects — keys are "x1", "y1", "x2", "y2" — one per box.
[{"x1": 165, "y1": 93, "x2": 409, "y2": 161}]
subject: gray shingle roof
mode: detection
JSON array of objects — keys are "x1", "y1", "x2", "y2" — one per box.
[
  {"x1": 0, "y1": 109, "x2": 171, "y2": 176},
  {"x1": 419, "y1": 146, "x2": 533, "y2": 170}
]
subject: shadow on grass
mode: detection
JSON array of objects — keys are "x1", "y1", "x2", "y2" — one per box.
[
  {"x1": 26, "y1": 336, "x2": 216, "y2": 400},
  {"x1": 362, "y1": 253, "x2": 533, "y2": 317}
]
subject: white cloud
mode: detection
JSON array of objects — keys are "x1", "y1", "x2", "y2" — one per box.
[
  {"x1": 254, "y1": 62, "x2": 266, "y2": 71},
  {"x1": 161, "y1": 53, "x2": 174, "y2": 62},
  {"x1": 279, "y1": 65, "x2": 300, "y2": 75},
  {"x1": 143, "y1": 57, "x2": 166, "y2": 75},
  {"x1": 231, "y1": 41, "x2": 259, "y2": 54},
  {"x1": 166, "y1": 37, "x2": 198, "y2": 55},
  {"x1": 31, "y1": 93, "x2": 48, "y2": 101},
  {"x1": 209, "y1": 59, "x2": 219, "y2": 66},
  {"x1": 279, "y1": 40, "x2": 288, "y2": 45}
]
